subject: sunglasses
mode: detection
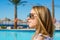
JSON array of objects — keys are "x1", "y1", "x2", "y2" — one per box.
[{"x1": 27, "y1": 13, "x2": 37, "y2": 19}]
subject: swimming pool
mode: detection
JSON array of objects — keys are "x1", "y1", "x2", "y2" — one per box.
[
  {"x1": 54, "y1": 30, "x2": 60, "y2": 40},
  {"x1": 0, "y1": 29, "x2": 60, "y2": 40}
]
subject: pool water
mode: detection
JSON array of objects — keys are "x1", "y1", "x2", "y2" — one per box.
[
  {"x1": 54, "y1": 30, "x2": 60, "y2": 40},
  {"x1": 0, "y1": 29, "x2": 60, "y2": 40}
]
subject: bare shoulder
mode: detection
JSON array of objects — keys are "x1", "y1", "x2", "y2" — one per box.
[{"x1": 36, "y1": 35, "x2": 44, "y2": 40}]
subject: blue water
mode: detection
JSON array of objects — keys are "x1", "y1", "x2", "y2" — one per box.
[
  {"x1": 54, "y1": 30, "x2": 60, "y2": 40},
  {"x1": 0, "y1": 30, "x2": 60, "y2": 40}
]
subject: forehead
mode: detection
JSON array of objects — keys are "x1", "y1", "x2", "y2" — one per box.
[{"x1": 30, "y1": 9, "x2": 36, "y2": 14}]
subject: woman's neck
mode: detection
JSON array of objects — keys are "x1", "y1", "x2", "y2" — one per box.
[{"x1": 35, "y1": 28, "x2": 40, "y2": 35}]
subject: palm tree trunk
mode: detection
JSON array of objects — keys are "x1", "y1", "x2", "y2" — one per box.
[
  {"x1": 52, "y1": 0, "x2": 54, "y2": 18},
  {"x1": 14, "y1": 4, "x2": 17, "y2": 29}
]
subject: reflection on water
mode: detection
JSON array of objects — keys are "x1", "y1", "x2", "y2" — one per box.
[
  {"x1": 0, "y1": 30, "x2": 60, "y2": 40},
  {"x1": 14, "y1": 32, "x2": 17, "y2": 40}
]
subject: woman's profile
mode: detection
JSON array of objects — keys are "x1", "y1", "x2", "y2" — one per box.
[{"x1": 27, "y1": 6, "x2": 55, "y2": 40}]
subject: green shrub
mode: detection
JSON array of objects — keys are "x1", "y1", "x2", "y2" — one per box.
[{"x1": 1, "y1": 26, "x2": 6, "y2": 29}]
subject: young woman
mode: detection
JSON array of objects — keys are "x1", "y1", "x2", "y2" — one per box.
[{"x1": 27, "y1": 6, "x2": 55, "y2": 40}]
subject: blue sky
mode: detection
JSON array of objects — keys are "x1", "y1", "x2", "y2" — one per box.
[{"x1": 0, "y1": 0, "x2": 60, "y2": 21}]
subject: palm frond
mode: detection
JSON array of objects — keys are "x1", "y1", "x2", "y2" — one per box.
[
  {"x1": 9, "y1": 0, "x2": 21, "y2": 5},
  {"x1": 18, "y1": 1, "x2": 27, "y2": 5},
  {"x1": 20, "y1": 1, "x2": 27, "y2": 3}
]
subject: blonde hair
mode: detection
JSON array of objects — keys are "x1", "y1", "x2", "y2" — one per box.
[{"x1": 32, "y1": 6, "x2": 55, "y2": 37}]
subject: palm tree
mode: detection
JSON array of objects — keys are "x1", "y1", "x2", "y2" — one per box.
[
  {"x1": 9, "y1": 0, "x2": 27, "y2": 29},
  {"x1": 52, "y1": 0, "x2": 56, "y2": 23},
  {"x1": 52, "y1": 0, "x2": 54, "y2": 18}
]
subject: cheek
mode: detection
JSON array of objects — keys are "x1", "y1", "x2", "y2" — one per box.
[{"x1": 29, "y1": 19, "x2": 38, "y2": 28}]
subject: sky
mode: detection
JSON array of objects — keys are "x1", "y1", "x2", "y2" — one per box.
[{"x1": 0, "y1": 0, "x2": 60, "y2": 21}]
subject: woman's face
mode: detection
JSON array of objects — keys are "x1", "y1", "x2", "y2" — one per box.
[{"x1": 27, "y1": 9, "x2": 38, "y2": 28}]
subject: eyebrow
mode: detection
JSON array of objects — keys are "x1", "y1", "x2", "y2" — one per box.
[{"x1": 30, "y1": 13, "x2": 35, "y2": 15}]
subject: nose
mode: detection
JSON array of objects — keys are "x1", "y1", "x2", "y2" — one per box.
[
  {"x1": 27, "y1": 17, "x2": 30, "y2": 20},
  {"x1": 26, "y1": 17, "x2": 30, "y2": 23}
]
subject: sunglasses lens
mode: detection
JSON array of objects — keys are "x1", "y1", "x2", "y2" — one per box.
[
  {"x1": 27, "y1": 14, "x2": 31, "y2": 18},
  {"x1": 27, "y1": 13, "x2": 35, "y2": 19},
  {"x1": 29, "y1": 14, "x2": 32, "y2": 18}
]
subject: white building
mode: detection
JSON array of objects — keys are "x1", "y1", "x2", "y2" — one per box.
[{"x1": 55, "y1": 20, "x2": 60, "y2": 30}]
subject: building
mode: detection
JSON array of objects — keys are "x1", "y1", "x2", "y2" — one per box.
[{"x1": 55, "y1": 20, "x2": 60, "y2": 30}]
